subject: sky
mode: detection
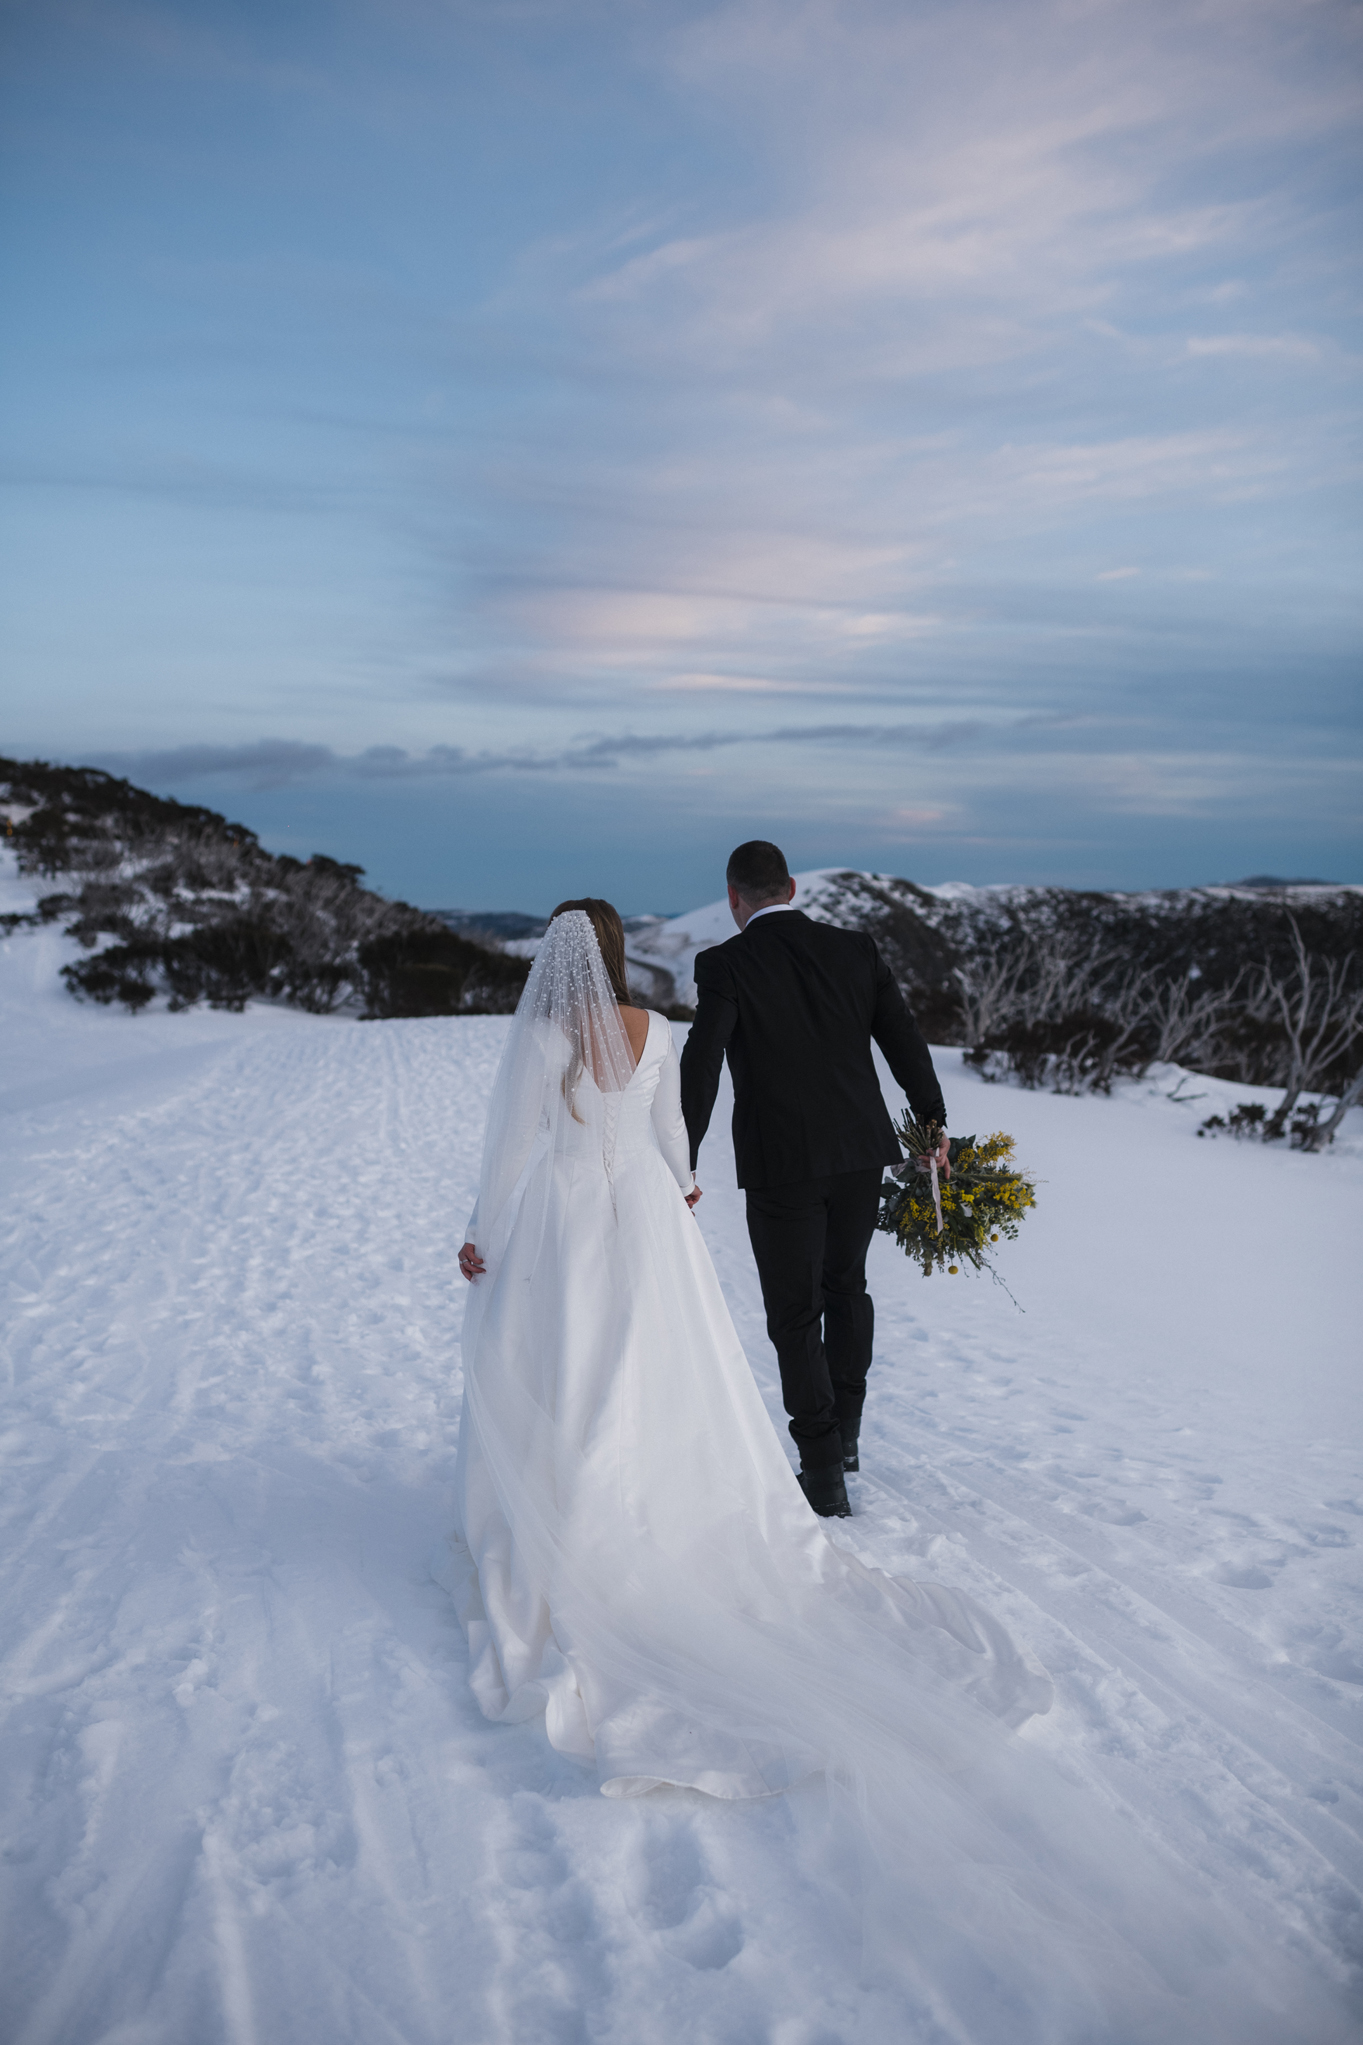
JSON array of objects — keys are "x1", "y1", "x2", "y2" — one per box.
[{"x1": 1, "y1": 0, "x2": 1360, "y2": 913}]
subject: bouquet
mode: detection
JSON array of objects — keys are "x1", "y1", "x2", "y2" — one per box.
[{"x1": 878, "y1": 1114, "x2": 1036, "y2": 1279}]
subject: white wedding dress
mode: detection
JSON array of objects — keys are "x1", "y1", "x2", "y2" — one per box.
[{"x1": 443, "y1": 915, "x2": 1348, "y2": 2040}]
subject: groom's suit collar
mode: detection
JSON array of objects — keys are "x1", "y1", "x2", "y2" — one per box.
[{"x1": 743, "y1": 903, "x2": 799, "y2": 932}]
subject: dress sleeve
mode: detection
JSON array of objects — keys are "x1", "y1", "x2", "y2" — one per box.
[{"x1": 651, "y1": 1029, "x2": 697, "y2": 1193}]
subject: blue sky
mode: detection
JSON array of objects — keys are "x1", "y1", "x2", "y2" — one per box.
[{"x1": 2, "y1": 0, "x2": 1359, "y2": 912}]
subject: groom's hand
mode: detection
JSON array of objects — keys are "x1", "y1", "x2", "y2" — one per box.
[
  {"x1": 915, "y1": 1133, "x2": 951, "y2": 1181},
  {"x1": 458, "y1": 1242, "x2": 485, "y2": 1281}
]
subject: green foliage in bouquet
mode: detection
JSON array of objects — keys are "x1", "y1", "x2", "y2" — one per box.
[{"x1": 878, "y1": 1114, "x2": 1036, "y2": 1279}]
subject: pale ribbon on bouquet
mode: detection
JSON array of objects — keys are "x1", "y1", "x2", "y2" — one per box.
[
  {"x1": 924, "y1": 1148, "x2": 944, "y2": 1235},
  {"x1": 896, "y1": 1133, "x2": 946, "y2": 1235}
]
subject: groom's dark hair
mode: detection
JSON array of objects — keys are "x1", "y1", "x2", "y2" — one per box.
[{"x1": 726, "y1": 840, "x2": 790, "y2": 906}]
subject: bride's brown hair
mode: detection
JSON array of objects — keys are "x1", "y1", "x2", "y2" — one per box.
[{"x1": 549, "y1": 898, "x2": 631, "y2": 1005}]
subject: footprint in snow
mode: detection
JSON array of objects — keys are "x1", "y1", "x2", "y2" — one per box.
[
  {"x1": 498, "y1": 1794, "x2": 574, "y2": 1895},
  {"x1": 1296, "y1": 1520, "x2": 1352, "y2": 1550},
  {"x1": 1213, "y1": 1561, "x2": 1276, "y2": 1590},
  {"x1": 631, "y1": 1815, "x2": 745, "y2": 1971},
  {"x1": 486, "y1": 1795, "x2": 609, "y2": 2035},
  {"x1": 1078, "y1": 1502, "x2": 1148, "y2": 1526}
]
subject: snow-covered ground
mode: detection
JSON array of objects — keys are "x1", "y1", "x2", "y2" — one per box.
[{"x1": 3, "y1": 850, "x2": 1362, "y2": 2043}]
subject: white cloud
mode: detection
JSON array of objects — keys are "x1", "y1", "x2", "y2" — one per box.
[
  {"x1": 651, "y1": 672, "x2": 842, "y2": 694},
  {"x1": 601, "y1": 0, "x2": 1361, "y2": 377},
  {"x1": 1186, "y1": 333, "x2": 1323, "y2": 361}
]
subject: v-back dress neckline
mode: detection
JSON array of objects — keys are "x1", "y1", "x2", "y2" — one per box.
[{"x1": 614, "y1": 1007, "x2": 659, "y2": 1088}]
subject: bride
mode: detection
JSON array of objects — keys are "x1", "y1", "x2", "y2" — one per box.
[{"x1": 445, "y1": 901, "x2": 1343, "y2": 2040}]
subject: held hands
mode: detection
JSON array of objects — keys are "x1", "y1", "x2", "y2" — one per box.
[{"x1": 461, "y1": 1183, "x2": 702, "y2": 1275}]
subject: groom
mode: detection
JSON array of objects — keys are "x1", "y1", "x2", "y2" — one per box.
[{"x1": 680, "y1": 841, "x2": 948, "y2": 1519}]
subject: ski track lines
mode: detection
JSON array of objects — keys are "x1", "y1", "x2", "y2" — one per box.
[{"x1": 0, "y1": 1015, "x2": 1359, "y2": 2043}]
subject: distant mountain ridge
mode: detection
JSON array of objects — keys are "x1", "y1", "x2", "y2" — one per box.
[
  {"x1": 1234, "y1": 875, "x2": 1339, "y2": 889},
  {"x1": 578, "y1": 869, "x2": 1362, "y2": 1037},
  {"x1": 433, "y1": 869, "x2": 1361, "y2": 1037}
]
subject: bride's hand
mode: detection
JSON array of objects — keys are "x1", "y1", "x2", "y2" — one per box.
[
  {"x1": 458, "y1": 1241, "x2": 486, "y2": 1281},
  {"x1": 685, "y1": 1183, "x2": 703, "y2": 1208}
]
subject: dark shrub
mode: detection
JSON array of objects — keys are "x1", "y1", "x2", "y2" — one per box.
[
  {"x1": 282, "y1": 959, "x2": 356, "y2": 1015},
  {"x1": 163, "y1": 920, "x2": 295, "y2": 1010},
  {"x1": 63, "y1": 940, "x2": 162, "y2": 1011},
  {"x1": 1198, "y1": 1102, "x2": 1268, "y2": 1140},
  {"x1": 964, "y1": 1007, "x2": 1162, "y2": 1094},
  {"x1": 64, "y1": 882, "x2": 143, "y2": 948},
  {"x1": 358, "y1": 927, "x2": 530, "y2": 1018}
]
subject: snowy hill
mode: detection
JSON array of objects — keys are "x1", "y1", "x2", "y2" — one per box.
[
  {"x1": 628, "y1": 868, "x2": 1363, "y2": 1025},
  {"x1": 2, "y1": 843, "x2": 1361, "y2": 2040},
  {"x1": 0, "y1": 755, "x2": 528, "y2": 1018},
  {"x1": 624, "y1": 868, "x2": 907, "y2": 1005}
]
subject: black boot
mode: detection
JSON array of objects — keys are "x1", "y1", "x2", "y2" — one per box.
[
  {"x1": 798, "y1": 1465, "x2": 852, "y2": 1518},
  {"x1": 841, "y1": 1429, "x2": 860, "y2": 1474}
]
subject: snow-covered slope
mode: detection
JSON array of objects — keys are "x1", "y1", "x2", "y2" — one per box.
[
  {"x1": 627, "y1": 867, "x2": 1363, "y2": 1016},
  {"x1": 2, "y1": 853, "x2": 1362, "y2": 2041}
]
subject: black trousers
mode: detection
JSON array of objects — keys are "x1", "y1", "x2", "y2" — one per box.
[{"x1": 744, "y1": 1167, "x2": 883, "y2": 1472}]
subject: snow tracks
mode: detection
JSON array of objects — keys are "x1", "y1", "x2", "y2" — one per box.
[{"x1": 1, "y1": 1015, "x2": 1361, "y2": 2043}]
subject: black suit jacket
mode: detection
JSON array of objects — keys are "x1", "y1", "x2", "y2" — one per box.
[{"x1": 679, "y1": 909, "x2": 946, "y2": 1189}]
